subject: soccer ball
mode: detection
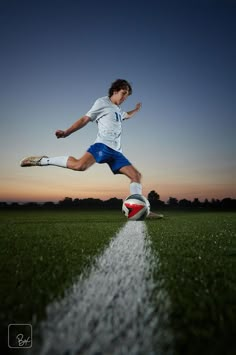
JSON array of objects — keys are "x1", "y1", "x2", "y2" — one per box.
[{"x1": 122, "y1": 194, "x2": 150, "y2": 221}]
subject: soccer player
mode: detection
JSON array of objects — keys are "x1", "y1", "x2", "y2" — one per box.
[{"x1": 21, "y1": 79, "x2": 162, "y2": 218}]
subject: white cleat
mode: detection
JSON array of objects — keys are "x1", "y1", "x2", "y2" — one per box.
[
  {"x1": 20, "y1": 156, "x2": 48, "y2": 167},
  {"x1": 146, "y1": 211, "x2": 164, "y2": 219}
]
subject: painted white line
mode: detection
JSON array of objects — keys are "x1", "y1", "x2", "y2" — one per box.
[{"x1": 33, "y1": 221, "x2": 173, "y2": 355}]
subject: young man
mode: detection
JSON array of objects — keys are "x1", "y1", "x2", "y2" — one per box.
[{"x1": 21, "y1": 79, "x2": 162, "y2": 218}]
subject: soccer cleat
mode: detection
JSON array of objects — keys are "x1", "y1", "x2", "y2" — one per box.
[
  {"x1": 146, "y1": 211, "x2": 164, "y2": 219},
  {"x1": 20, "y1": 156, "x2": 48, "y2": 167}
]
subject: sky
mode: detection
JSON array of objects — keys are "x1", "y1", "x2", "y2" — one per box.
[{"x1": 0, "y1": 0, "x2": 235, "y2": 203}]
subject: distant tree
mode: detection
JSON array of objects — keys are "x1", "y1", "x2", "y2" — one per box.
[
  {"x1": 59, "y1": 197, "x2": 73, "y2": 207},
  {"x1": 203, "y1": 198, "x2": 211, "y2": 209},
  {"x1": 167, "y1": 197, "x2": 178, "y2": 208},
  {"x1": 43, "y1": 201, "x2": 55, "y2": 208},
  {"x1": 10, "y1": 202, "x2": 19, "y2": 208},
  {"x1": 179, "y1": 199, "x2": 192, "y2": 209},
  {"x1": 0, "y1": 202, "x2": 8, "y2": 207},
  {"x1": 80, "y1": 198, "x2": 103, "y2": 209},
  {"x1": 73, "y1": 198, "x2": 80, "y2": 206},
  {"x1": 147, "y1": 190, "x2": 160, "y2": 201},
  {"x1": 24, "y1": 202, "x2": 40, "y2": 209},
  {"x1": 221, "y1": 198, "x2": 236, "y2": 210},
  {"x1": 104, "y1": 198, "x2": 123, "y2": 209},
  {"x1": 211, "y1": 198, "x2": 221, "y2": 209},
  {"x1": 192, "y1": 198, "x2": 201, "y2": 208},
  {"x1": 147, "y1": 190, "x2": 165, "y2": 210}
]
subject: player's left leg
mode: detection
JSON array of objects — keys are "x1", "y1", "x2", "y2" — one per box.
[
  {"x1": 66, "y1": 152, "x2": 96, "y2": 171},
  {"x1": 20, "y1": 152, "x2": 96, "y2": 171}
]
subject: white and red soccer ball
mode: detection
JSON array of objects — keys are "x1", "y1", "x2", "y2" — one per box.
[{"x1": 122, "y1": 194, "x2": 150, "y2": 221}]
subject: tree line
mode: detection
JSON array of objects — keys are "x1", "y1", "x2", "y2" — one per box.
[{"x1": 0, "y1": 190, "x2": 236, "y2": 210}]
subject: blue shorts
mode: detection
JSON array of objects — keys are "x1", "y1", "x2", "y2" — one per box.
[{"x1": 87, "y1": 143, "x2": 131, "y2": 174}]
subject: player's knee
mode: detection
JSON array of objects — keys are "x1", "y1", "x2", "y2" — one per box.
[{"x1": 73, "y1": 161, "x2": 87, "y2": 171}]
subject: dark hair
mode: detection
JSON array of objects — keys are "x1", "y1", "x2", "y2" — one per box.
[{"x1": 108, "y1": 79, "x2": 132, "y2": 97}]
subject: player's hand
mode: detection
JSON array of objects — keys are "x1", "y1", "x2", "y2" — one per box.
[
  {"x1": 135, "y1": 102, "x2": 142, "y2": 111},
  {"x1": 55, "y1": 130, "x2": 66, "y2": 138}
]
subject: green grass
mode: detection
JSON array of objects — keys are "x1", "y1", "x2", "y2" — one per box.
[
  {"x1": 147, "y1": 211, "x2": 236, "y2": 355},
  {"x1": 0, "y1": 210, "x2": 124, "y2": 333},
  {"x1": 0, "y1": 210, "x2": 235, "y2": 354}
]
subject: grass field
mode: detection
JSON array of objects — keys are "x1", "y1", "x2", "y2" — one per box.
[
  {"x1": 147, "y1": 212, "x2": 236, "y2": 355},
  {"x1": 0, "y1": 210, "x2": 235, "y2": 354}
]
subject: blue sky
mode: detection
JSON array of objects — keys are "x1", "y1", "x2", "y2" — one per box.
[{"x1": 0, "y1": 0, "x2": 235, "y2": 202}]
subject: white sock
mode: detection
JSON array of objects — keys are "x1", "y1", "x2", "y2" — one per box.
[
  {"x1": 40, "y1": 156, "x2": 69, "y2": 168},
  {"x1": 130, "y1": 182, "x2": 142, "y2": 195}
]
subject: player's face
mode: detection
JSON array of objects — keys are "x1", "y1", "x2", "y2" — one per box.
[{"x1": 113, "y1": 89, "x2": 129, "y2": 105}]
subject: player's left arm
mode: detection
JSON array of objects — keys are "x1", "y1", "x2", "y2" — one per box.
[{"x1": 125, "y1": 102, "x2": 142, "y2": 119}]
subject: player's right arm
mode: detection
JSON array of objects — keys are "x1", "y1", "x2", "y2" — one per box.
[{"x1": 55, "y1": 115, "x2": 91, "y2": 138}]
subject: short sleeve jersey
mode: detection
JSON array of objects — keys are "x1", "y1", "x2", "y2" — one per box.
[{"x1": 86, "y1": 96, "x2": 127, "y2": 152}]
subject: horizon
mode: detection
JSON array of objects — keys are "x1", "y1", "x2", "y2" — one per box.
[{"x1": 1, "y1": 194, "x2": 235, "y2": 205}]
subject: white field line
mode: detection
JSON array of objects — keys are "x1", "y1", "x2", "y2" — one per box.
[{"x1": 32, "y1": 221, "x2": 173, "y2": 355}]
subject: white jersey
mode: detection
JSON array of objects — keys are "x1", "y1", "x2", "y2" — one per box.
[{"x1": 86, "y1": 96, "x2": 127, "y2": 152}]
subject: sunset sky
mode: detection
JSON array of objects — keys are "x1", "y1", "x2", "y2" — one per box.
[{"x1": 0, "y1": 0, "x2": 235, "y2": 203}]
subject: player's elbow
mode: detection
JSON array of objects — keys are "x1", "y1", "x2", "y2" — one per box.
[{"x1": 81, "y1": 116, "x2": 91, "y2": 126}]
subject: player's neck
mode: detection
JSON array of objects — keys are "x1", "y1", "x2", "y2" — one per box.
[{"x1": 109, "y1": 96, "x2": 119, "y2": 105}]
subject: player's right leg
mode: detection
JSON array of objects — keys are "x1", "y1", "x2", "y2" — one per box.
[
  {"x1": 119, "y1": 165, "x2": 164, "y2": 219},
  {"x1": 20, "y1": 152, "x2": 96, "y2": 171},
  {"x1": 118, "y1": 165, "x2": 142, "y2": 195}
]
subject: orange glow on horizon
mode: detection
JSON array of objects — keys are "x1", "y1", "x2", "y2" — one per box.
[{"x1": 1, "y1": 181, "x2": 235, "y2": 203}]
